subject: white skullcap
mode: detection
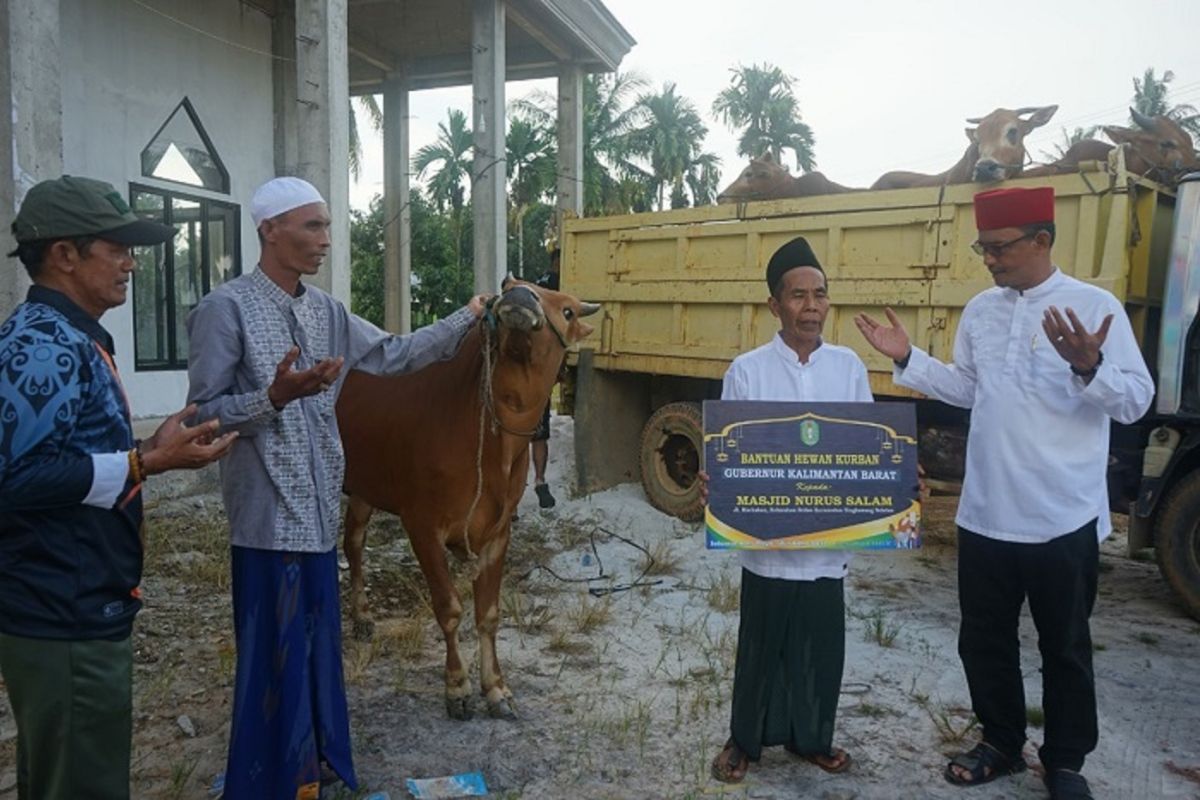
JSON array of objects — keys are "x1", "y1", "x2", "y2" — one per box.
[{"x1": 250, "y1": 177, "x2": 326, "y2": 227}]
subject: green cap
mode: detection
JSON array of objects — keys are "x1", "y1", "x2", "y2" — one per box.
[{"x1": 9, "y1": 175, "x2": 176, "y2": 252}]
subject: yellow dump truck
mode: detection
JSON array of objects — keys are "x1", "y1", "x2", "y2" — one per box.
[{"x1": 561, "y1": 153, "x2": 1200, "y2": 620}]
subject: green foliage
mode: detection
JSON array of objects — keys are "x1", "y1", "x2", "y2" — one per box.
[
  {"x1": 349, "y1": 189, "x2": 475, "y2": 330},
  {"x1": 1132, "y1": 68, "x2": 1200, "y2": 139},
  {"x1": 712, "y1": 63, "x2": 816, "y2": 173},
  {"x1": 630, "y1": 82, "x2": 721, "y2": 210},
  {"x1": 350, "y1": 196, "x2": 385, "y2": 327}
]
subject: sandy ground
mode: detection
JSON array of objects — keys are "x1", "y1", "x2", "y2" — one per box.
[{"x1": 2, "y1": 413, "x2": 1199, "y2": 800}]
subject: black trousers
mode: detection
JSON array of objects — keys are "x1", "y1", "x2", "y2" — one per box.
[
  {"x1": 957, "y1": 521, "x2": 1099, "y2": 772},
  {"x1": 729, "y1": 570, "x2": 845, "y2": 761}
]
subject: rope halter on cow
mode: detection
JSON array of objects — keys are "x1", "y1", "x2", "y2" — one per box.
[{"x1": 477, "y1": 286, "x2": 571, "y2": 439}]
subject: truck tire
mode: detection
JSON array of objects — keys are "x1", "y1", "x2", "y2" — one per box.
[
  {"x1": 1154, "y1": 469, "x2": 1200, "y2": 621},
  {"x1": 639, "y1": 402, "x2": 705, "y2": 521}
]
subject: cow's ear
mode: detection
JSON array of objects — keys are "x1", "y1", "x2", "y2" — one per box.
[
  {"x1": 761, "y1": 151, "x2": 775, "y2": 164},
  {"x1": 501, "y1": 273, "x2": 516, "y2": 291},
  {"x1": 1023, "y1": 104, "x2": 1058, "y2": 130},
  {"x1": 965, "y1": 127, "x2": 977, "y2": 143}
]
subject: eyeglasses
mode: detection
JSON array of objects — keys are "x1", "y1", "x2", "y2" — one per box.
[{"x1": 971, "y1": 233, "x2": 1033, "y2": 257}]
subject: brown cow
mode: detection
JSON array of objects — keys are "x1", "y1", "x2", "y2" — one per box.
[
  {"x1": 871, "y1": 105, "x2": 1058, "y2": 190},
  {"x1": 1025, "y1": 110, "x2": 1198, "y2": 181},
  {"x1": 337, "y1": 281, "x2": 599, "y2": 720},
  {"x1": 715, "y1": 152, "x2": 858, "y2": 203}
]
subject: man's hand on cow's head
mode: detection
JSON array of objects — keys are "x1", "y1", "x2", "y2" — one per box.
[
  {"x1": 267, "y1": 346, "x2": 345, "y2": 409},
  {"x1": 468, "y1": 294, "x2": 492, "y2": 318}
]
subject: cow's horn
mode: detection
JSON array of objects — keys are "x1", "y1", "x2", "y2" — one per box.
[
  {"x1": 965, "y1": 116, "x2": 982, "y2": 124},
  {"x1": 579, "y1": 302, "x2": 601, "y2": 317},
  {"x1": 1130, "y1": 107, "x2": 1156, "y2": 131}
]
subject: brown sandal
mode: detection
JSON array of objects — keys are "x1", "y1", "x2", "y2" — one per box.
[
  {"x1": 711, "y1": 738, "x2": 750, "y2": 783},
  {"x1": 788, "y1": 744, "x2": 853, "y2": 774}
]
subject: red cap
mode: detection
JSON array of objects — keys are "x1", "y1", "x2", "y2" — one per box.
[{"x1": 973, "y1": 187, "x2": 1054, "y2": 231}]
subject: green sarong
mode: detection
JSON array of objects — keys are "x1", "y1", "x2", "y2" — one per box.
[
  {"x1": 729, "y1": 569, "x2": 845, "y2": 760},
  {"x1": 0, "y1": 632, "x2": 133, "y2": 800}
]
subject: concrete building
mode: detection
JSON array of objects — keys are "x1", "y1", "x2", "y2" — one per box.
[{"x1": 1, "y1": 0, "x2": 633, "y2": 417}]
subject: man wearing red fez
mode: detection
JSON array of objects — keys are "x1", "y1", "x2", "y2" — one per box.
[{"x1": 855, "y1": 186, "x2": 1153, "y2": 799}]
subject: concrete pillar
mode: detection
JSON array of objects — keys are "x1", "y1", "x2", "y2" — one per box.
[
  {"x1": 0, "y1": 0, "x2": 63, "y2": 318},
  {"x1": 556, "y1": 62, "x2": 585, "y2": 233},
  {"x1": 471, "y1": 0, "x2": 507, "y2": 295},
  {"x1": 382, "y1": 77, "x2": 412, "y2": 333},
  {"x1": 271, "y1": 0, "x2": 299, "y2": 177},
  {"x1": 292, "y1": 0, "x2": 350, "y2": 304}
]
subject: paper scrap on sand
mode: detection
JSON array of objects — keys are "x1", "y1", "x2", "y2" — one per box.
[{"x1": 405, "y1": 771, "x2": 488, "y2": 798}]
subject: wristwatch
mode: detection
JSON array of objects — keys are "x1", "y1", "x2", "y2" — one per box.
[{"x1": 1070, "y1": 350, "x2": 1103, "y2": 378}]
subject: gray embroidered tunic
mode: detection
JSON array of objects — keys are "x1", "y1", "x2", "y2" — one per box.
[{"x1": 187, "y1": 268, "x2": 473, "y2": 552}]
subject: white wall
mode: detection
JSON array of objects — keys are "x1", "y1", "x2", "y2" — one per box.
[{"x1": 60, "y1": 0, "x2": 275, "y2": 417}]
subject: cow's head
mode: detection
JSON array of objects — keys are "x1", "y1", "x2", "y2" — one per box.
[
  {"x1": 492, "y1": 277, "x2": 600, "y2": 361},
  {"x1": 967, "y1": 105, "x2": 1058, "y2": 182},
  {"x1": 716, "y1": 152, "x2": 793, "y2": 203},
  {"x1": 1104, "y1": 109, "x2": 1199, "y2": 177}
]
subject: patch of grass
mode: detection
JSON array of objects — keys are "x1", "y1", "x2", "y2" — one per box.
[
  {"x1": 1134, "y1": 631, "x2": 1160, "y2": 646},
  {"x1": 566, "y1": 594, "x2": 612, "y2": 634},
  {"x1": 166, "y1": 756, "x2": 199, "y2": 800},
  {"x1": 705, "y1": 571, "x2": 739, "y2": 613},
  {"x1": 1026, "y1": 706, "x2": 1045, "y2": 728},
  {"x1": 215, "y1": 639, "x2": 236, "y2": 685},
  {"x1": 638, "y1": 539, "x2": 682, "y2": 577},
  {"x1": 855, "y1": 701, "x2": 892, "y2": 718},
  {"x1": 374, "y1": 617, "x2": 426, "y2": 661},
  {"x1": 546, "y1": 628, "x2": 591, "y2": 656},
  {"x1": 502, "y1": 587, "x2": 555, "y2": 635},
  {"x1": 343, "y1": 636, "x2": 383, "y2": 685},
  {"x1": 1093, "y1": 641, "x2": 1108, "y2": 652},
  {"x1": 1129, "y1": 550, "x2": 1155, "y2": 563},
  {"x1": 862, "y1": 608, "x2": 901, "y2": 648},
  {"x1": 925, "y1": 704, "x2": 979, "y2": 745}
]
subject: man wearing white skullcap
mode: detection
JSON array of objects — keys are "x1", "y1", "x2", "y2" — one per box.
[
  {"x1": 248, "y1": 176, "x2": 326, "y2": 228},
  {"x1": 186, "y1": 177, "x2": 487, "y2": 800}
]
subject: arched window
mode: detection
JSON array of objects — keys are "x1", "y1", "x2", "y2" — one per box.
[{"x1": 132, "y1": 98, "x2": 239, "y2": 370}]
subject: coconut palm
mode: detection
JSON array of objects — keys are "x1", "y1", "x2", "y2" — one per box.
[
  {"x1": 1132, "y1": 68, "x2": 1200, "y2": 139},
  {"x1": 413, "y1": 109, "x2": 474, "y2": 271},
  {"x1": 513, "y1": 70, "x2": 651, "y2": 215},
  {"x1": 506, "y1": 114, "x2": 556, "y2": 275},
  {"x1": 712, "y1": 63, "x2": 816, "y2": 173},
  {"x1": 349, "y1": 95, "x2": 383, "y2": 180},
  {"x1": 413, "y1": 108, "x2": 473, "y2": 214},
  {"x1": 631, "y1": 82, "x2": 721, "y2": 210}
]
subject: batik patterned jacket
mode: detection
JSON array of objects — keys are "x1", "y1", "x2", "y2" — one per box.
[{"x1": 0, "y1": 287, "x2": 142, "y2": 640}]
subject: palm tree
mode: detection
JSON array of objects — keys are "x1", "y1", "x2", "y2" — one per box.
[
  {"x1": 514, "y1": 70, "x2": 651, "y2": 215},
  {"x1": 1132, "y1": 68, "x2": 1200, "y2": 139},
  {"x1": 506, "y1": 114, "x2": 556, "y2": 275},
  {"x1": 712, "y1": 63, "x2": 816, "y2": 173},
  {"x1": 631, "y1": 82, "x2": 721, "y2": 210},
  {"x1": 413, "y1": 109, "x2": 474, "y2": 272},
  {"x1": 349, "y1": 95, "x2": 383, "y2": 180}
]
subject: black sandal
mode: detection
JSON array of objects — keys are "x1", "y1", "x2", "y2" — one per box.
[
  {"x1": 943, "y1": 741, "x2": 1027, "y2": 786},
  {"x1": 1044, "y1": 769, "x2": 1094, "y2": 799}
]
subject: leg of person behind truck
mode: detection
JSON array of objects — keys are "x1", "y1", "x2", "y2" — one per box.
[{"x1": 531, "y1": 401, "x2": 555, "y2": 508}]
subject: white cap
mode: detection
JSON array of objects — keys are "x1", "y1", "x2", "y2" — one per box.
[{"x1": 250, "y1": 177, "x2": 325, "y2": 227}]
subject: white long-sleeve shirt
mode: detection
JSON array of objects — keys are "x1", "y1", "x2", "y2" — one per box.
[
  {"x1": 896, "y1": 268, "x2": 1153, "y2": 543},
  {"x1": 721, "y1": 334, "x2": 874, "y2": 580}
]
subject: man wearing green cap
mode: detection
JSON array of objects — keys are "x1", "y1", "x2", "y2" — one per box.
[{"x1": 0, "y1": 175, "x2": 238, "y2": 800}]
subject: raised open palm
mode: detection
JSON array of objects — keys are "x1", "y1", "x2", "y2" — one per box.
[{"x1": 854, "y1": 308, "x2": 912, "y2": 361}]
